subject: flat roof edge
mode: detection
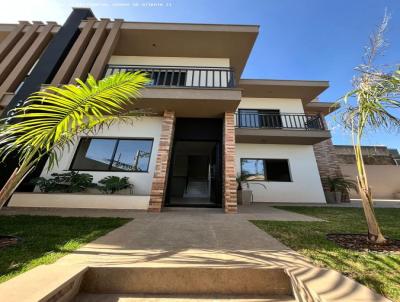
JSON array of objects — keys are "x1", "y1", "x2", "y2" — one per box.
[
  {"x1": 80, "y1": 20, "x2": 259, "y2": 33},
  {"x1": 240, "y1": 78, "x2": 329, "y2": 87}
]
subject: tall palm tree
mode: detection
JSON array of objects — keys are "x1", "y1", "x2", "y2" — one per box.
[
  {"x1": 338, "y1": 13, "x2": 400, "y2": 244},
  {"x1": 0, "y1": 72, "x2": 150, "y2": 207}
]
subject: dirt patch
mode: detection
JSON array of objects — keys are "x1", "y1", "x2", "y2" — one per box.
[
  {"x1": 327, "y1": 233, "x2": 400, "y2": 253},
  {"x1": 0, "y1": 235, "x2": 20, "y2": 249}
]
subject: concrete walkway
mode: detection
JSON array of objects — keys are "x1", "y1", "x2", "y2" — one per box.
[
  {"x1": 0, "y1": 204, "x2": 320, "y2": 269},
  {"x1": 53, "y1": 205, "x2": 316, "y2": 268}
]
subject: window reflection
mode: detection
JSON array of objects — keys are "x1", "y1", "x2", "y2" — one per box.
[
  {"x1": 71, "y1": 138, "x2": 153, "y2": 172},
  {"x1": 111, "y1": 140, "x2": 152, "y2": 172},
  {"x1": 241, "y1": 159, "x2": 265, "y2": 181}
]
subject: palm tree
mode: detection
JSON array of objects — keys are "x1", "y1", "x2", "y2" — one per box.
[
  {"x1": 338, "y1": 13, "x2": 400, "y2": 244},
  {"x1": 0, "y1": 72, "x2": 150, "y2": 208}
]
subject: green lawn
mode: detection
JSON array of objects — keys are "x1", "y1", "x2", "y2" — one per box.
[
  {"x1": 0, "y1": 215, "x2": 131, "y2": 283},
  {"x1": 252, "y1": 207, "x2": 400, "y2": 302}
]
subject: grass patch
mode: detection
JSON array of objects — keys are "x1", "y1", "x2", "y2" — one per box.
[
  {"x1": 0, "y1": 215, "x2": 131, "y2": 283},
  {"x1": 252, "y1": 207, "x2": 400, "y2": 302}
]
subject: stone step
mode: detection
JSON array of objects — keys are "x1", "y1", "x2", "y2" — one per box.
[
  {"x1": 78, "y1": 267, "x2": 293, "y2": 297},
  {"x1": 74, "y1": 293, "x2": 297, "y2": 302}
]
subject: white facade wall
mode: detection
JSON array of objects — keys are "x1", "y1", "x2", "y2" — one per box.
[
  {"x1": 39, "y1": 117, "x2": 163, "y2": 196},
  {"x1": 108, "y1": 56, "x2": 230, "y2": 67},
  {"x1": 238, "y1": 97, "x2": 305, "y2": 113},
  {"x1": 236, "y1": 143, "x2": 326, "y2": 203}
]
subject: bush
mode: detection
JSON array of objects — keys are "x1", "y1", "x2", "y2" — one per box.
[
  {"x1": 97, "y1": 176, "x2": 132, "y2": 194},
  {"x1": 31, "y1": 172, "x2": 94, "y2": 193}
]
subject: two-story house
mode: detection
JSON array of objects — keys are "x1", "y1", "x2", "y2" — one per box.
[{"x1": 0, "y1": 8, "x2": 342, "y2": 213}]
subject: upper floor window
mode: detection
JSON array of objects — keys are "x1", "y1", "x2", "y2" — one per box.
[
  {"x1": 240, "y1": 158, "x2": 291, "y2": 182},
  {"x1": 238, "y1": 109, "x2": 283, "y2": 128},
  {"x1": 70, "y1": 138, "x2": 153, "y2": 172}
]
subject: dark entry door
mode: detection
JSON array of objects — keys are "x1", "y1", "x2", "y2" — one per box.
[
  {"x1": 209, "y1": 143, "x2": 222, "y2": 205},
  {"x1": 166, "y1": 118, "x2": 223, "y2": 207}
]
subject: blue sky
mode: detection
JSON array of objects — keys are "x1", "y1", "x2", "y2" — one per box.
[{"x1": 1, "y1": 0, "x2": 399, "y2": 150}]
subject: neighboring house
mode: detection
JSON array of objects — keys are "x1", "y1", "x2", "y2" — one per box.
[
  {"x1": 334, "y1": 145, "x2": 400, "y2": 199},
  {"x1": 0, "y1": 8, "x2": 343, "y2": 212}
]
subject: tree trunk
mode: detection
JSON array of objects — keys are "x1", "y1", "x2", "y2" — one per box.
[
  {"x1": 357, "y1": 177, "x2": 386, "y2": 244},
  {"x1": 0, "y1": 164, "x2": 34, "y2": 209}
]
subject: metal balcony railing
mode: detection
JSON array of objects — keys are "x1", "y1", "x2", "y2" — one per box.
[
  {"x1": 235, "y1": 112, "x2": 325, "y2": 130},
  {"x1": 105, "y1": 64, "x2": 236, "y2": 88}
]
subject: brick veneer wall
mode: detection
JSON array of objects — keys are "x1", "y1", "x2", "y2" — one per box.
[
  {"x1": 314, "y1": 138, "x2": 351, "y2": 202},
  {"x1": 148, "y1": 110, "x2": 175, "y2": 212},
  {"x1": 223, "y1": 112, "x2": 238, "y2": 213},
  {"x1": 313, "y1": 138, "x2": 343, "y2": 190}
]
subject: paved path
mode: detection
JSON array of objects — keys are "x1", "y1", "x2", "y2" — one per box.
[
  {"x1": 0, "y1": 204, "x2": 318, "y2": 268},
  {"x1": 50, "y1": 206, "x2": 314, "y2": 269}
]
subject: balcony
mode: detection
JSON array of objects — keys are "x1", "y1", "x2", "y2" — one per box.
[
  {"x1": 104, "y1": 65, "x2": 241, "y2": 118},
  {"x1": 235, "y1": 112, "x2": 331, "y2": 145},
  {"x1": 105, "y1": 65, "x2": 236, "y2": 88}
]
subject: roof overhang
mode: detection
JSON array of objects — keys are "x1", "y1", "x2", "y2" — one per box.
[
  {"x1": 239, "y1": 79, "x2": 329, "y2": 104},
  {"x1": 305, "y1": 101, "x2": 339, "y2": 115},
  {"x1": 81, "y1": 20, "x2": 259, "y2": 81},
  {"x1": 129, "y1": 87, "x2": 242, "y2": 118}
]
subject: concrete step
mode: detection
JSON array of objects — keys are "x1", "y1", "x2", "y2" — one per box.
[
  {"x1": 74, "y1": 293, "x2": 297, "y2": 302},
  {"x1": 78, "y1": 267, "x2": 293, "y2": 297}
]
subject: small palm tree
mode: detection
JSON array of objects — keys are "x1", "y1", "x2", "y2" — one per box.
[
  {"x1": 0, "y1": 72, "x2": 150, "y2": 207},
  {"x1": 325, "y1": 176, "x2": 357, "y2": 193},
  {"x1": 338, "y1": 13, "x2": 400, "y2": 244}
]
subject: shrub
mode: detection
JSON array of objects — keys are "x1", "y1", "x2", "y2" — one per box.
[
  {"x1": 97, "y1": 176, "x2": 132, "y2": 194},
  {"x1": 31, "y1": 172, "x2": 94, "y2": 193}
]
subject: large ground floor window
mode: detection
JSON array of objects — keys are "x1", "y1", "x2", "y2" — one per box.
[
  {"x1": 70, "y1": 137, "x2": 153, "y2": 172},
  {"x1": 240, "y1": 158, "x2": 291, "y2": 182}
]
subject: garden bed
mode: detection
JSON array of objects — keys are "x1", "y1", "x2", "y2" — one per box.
[
  {"x1": 0, "y1": 235, "x2": 20, "y2": 249},
  {"x1": 326, "y1": 233, "x2": 400, "y2": 253}
]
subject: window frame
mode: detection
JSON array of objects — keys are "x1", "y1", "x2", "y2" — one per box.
[
  {"x1": 240, "y1": 158, "x2": 292, "y2": 182},
  {"x1": 238, "y1": 108, "x2": 282, "y2": 128},
  {"x1": 69, "y1": 137, "x2": 154, "y2": 173}
]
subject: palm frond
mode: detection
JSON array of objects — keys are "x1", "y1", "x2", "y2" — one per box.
[{"x1": 0, "y1": 72, "x2": 150, "y2": 169}]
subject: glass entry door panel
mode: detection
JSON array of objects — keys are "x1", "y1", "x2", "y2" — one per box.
[{"x1": 167, "y1": 141, "x2": 221, "y2": 207}]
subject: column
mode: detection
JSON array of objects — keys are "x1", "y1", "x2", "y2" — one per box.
[
  {"x1": 148, "y1": 111, "x2": 176, "y2": 212},
  {"x1": 223, "y1": 112, "x2": 238, "y2": 213}
]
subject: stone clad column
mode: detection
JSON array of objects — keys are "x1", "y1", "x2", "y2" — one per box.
[
  {"x1": 313, "y1": 114, "x2": 349, "y2": 202},
  {"x1": 223, "y1": 112, "x2": 238, "y2": 213},
  {"x1": 148, "y1": 111, "x2": 176, "y2": 212}
]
